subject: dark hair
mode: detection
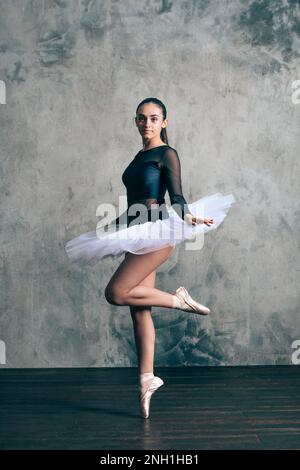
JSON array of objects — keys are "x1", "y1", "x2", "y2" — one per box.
[{"x1": 136, "y1": 97, "x2": 168, "y2": 145}]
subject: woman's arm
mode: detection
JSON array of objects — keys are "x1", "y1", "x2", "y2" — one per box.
[
  {"x1": 161, "y1": 147, "x2": 214, "y2": 227},
  {"x1": 161, "y1": 147, "x2": 194, "y2": 221}
]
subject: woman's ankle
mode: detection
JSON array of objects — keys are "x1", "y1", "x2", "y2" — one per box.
[
  {"x1": 172, "y1": 294, "x2": 182, "y2": 309},
  {"x1": 140, "y1": 371, "x2": 154, "y2": 386}
]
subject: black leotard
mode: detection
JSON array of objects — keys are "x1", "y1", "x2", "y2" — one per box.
[{"x1": 111, "y1": 144, "x2": 191, "y2": 228}]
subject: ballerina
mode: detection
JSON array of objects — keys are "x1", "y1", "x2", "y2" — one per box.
[{"x1": 65, "y1": 97, "x2": 236, "y2": 418}]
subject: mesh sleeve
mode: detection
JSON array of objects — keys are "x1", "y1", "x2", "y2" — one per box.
[{"x1": 161, "y1": 147, "x2": 192, "y2": 220}]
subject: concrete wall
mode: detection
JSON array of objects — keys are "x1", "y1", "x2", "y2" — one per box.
[{"x1": 0, "y1": 0, "x2": 299, "y2": 367}]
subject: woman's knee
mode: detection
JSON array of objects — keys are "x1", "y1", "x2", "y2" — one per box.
[{"x1": 104, "y1": 284, "x2": 125, "y2": 306}]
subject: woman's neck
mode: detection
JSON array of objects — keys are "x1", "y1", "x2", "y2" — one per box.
[{"x1": 141, "y1": 140, "x2": 166, "y2": 152}]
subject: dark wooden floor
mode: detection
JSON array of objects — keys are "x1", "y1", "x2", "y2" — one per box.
[{"x1": 0, "y1": 366, "x2": 299, "y2": 450}]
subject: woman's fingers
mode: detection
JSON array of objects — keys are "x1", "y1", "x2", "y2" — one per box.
[
  {"x1": 187, "y1": 214, "x2": 214, "y2": 226},
  {"x1": 204, "y1": 218, "x2": 213, "y2": 226},
  {"x1": 194, "y1": 217, "x2": 214, "y2": 226}
]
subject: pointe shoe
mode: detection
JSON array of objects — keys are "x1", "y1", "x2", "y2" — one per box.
[
  {"x1": 139, "y1": 376, "x2": 164, "y2": 419},
  {"x1": 174, "y1": 286, "x2": 210, "y2": 315}
]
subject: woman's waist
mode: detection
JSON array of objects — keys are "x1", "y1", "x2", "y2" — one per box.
[
  {"x1": 127, "y1": 198, "x2": 169, "y2": 224},
  {"x1": 127, "y1": 197, "x2": 166, "y2": 209}
]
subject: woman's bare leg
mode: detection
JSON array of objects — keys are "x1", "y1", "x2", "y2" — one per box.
[
  {"x1": 104, "y1": 245, "x2": 175, "y2": 308},
  {"x1": 130, "y1": 269, "x2": 157, "y2": 374}
]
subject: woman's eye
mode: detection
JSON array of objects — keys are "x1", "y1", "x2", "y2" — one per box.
[{"x1": 137, "y1": 117, "x2": 158, "y2": 123}]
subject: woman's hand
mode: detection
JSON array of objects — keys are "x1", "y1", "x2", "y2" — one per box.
[{"x1": 184, "y1": 213, "x2": 214, "y2": 227}]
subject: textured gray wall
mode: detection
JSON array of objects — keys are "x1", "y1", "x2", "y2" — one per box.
[{"x1": 0, "y1": 0, "x2": 299, "y2": 367}]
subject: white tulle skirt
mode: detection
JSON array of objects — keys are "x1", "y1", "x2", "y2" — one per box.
[{"x1": 64, "y1": 192, "x2": 236, "y2": 265}]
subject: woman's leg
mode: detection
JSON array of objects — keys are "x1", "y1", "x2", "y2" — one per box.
[
  {"x1": 129, "y1": 269, "x2": 157, "y2": 374},
  {"x1": 104, "y1": 245, "x2": 175, "y2": 308}
]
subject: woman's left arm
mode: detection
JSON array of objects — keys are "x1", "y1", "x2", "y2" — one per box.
[
  {"x1": 161, "y1": 147, "x2": 197, "y2": 223},
  {"x1": 161, "y1": 147, "x2": 213, "y2": 227}
]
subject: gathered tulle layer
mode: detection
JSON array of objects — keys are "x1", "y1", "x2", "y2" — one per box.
[{"x1": 64, "y1": 192, "x2": 236, "y2": 264}]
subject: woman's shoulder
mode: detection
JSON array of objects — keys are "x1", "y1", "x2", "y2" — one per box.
[
  {"x1": 161, "y1": 145, "x2": 180, "y2": 162},
  {"x1": 162, "y1": 144, "x2": 175, "y2": 150}
]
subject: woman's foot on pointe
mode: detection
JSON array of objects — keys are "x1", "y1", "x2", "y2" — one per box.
[
  {"x1": 172, "y1": 286, "x2": 210, "y2": 315},
  {"x1": 139, "y1": 374, "x2": 164, "y2": 419}
]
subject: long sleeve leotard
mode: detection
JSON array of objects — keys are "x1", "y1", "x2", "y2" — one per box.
[{"x1": 111, "y1": 144, "x2": 192, "y2": 228}]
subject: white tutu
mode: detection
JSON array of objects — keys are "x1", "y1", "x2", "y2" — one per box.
[{"x1": 65, "y1": 192, "x2": 236, "y2": 265}]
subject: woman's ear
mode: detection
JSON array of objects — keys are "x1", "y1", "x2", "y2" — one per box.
[{"x1": 162, "y1": 118, "x2": 168, "y2": 128}]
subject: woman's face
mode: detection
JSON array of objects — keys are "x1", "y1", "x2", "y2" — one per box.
[{"x1": 135, "y1": 103, "x2": 167, "y2": 141}]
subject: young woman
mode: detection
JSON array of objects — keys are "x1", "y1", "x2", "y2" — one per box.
[{"x1": 65, "y1": 97, "x2": 236, "y2": 419}]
